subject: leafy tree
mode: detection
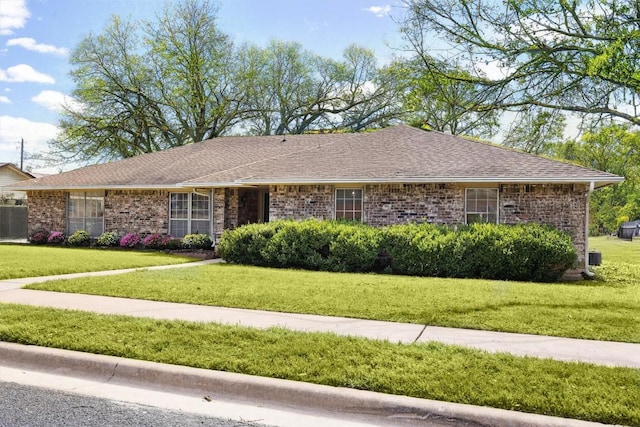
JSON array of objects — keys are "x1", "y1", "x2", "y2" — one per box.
[
  {"x1": 502, "y1": 108, "x2": 566, "y2": 154},
  {"x1": 400, "y1": 0, "x2": 640, "y2": 126},
  {"x1": 399, "y1": 56, "x2": 500, "y2": 137},
  {"x1": 145, "y1": 0, "x2": 244, "y2": 142},
  {"x1": 555, "y1": 124, "x2": 640, "y2": 233},
  {"x1": 239, "y1": 42, "x2": 401, "y2": 135},
  {"x1": 52, "y1": 0, "x2": 242, "y2": 162}
]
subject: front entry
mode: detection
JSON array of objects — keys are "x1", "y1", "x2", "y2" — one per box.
[{"x1": 237, "y1": 187, "x2": 269, "y2": 225}]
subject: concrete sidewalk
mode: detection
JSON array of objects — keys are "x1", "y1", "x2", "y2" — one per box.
[
  {"x1": 0, "y1": 263, "x2": 633, "y2": 426},
  {"x1": 0, "y1": 262, "x2": 638, "y2": 369}
]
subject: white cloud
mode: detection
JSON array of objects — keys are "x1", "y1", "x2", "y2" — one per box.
[
  {"x1": 32, "y1": 90, "x2": 80, "y2": 112},
  {"x1": 364, "y1": 5, "x2": 392, "y2": 17},
  {"x1": 0, "y1": 64, "x2": 55, "y2": 84},
  {"x1": 0, "y1": 115, "x2": 59, "y2": 151},
  {"x1": 7, "y1": 38, "x2": 69, "y2": 56},
  {"x1": 0, "y1": 0, "x2": 30, "y2": 35},
  {"x1": 475, "y1": 59, "x2": 516, "y2": 81},
  {"x1": 0, "y1": 95, "x2": 10, "y2": 104}
]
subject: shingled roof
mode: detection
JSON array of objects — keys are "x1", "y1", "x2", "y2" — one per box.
[{"x1": 8, "y1": 125, "x2": 623, "y2": 190}]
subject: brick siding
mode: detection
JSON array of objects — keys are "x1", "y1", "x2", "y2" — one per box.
[
  {"x1": 104, "y1": 190, "x2": 169, "y2": 235},
  {"x1": 26, "y1": 190, "x2": 66, "y2": 233},
  {"x1": 270, "y1": 185, "x2": 334, "y2": 220},
  {"x1": 26, "y1": 183, "x2": 589, "y2": 276},
  {"x1": 365, "y1": 184, "x2": 464, "y2": 226}
]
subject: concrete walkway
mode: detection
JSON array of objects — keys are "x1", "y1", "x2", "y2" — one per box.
[{"x1": 0, "y1": 260, "x2": 638, "y2": 369}]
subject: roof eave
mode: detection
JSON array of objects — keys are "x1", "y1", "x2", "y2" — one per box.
[
  {"x1": 6, "y1": 184, "x2": 186, "y2": 191},
  {"x1": 185, "y1": 176, "x2": 625, "y2": 187},
  {"x1": 8, "y1": 176, "x2": 624, "y2": 191}
]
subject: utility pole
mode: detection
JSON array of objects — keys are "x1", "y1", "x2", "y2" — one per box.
[{"x1": 20, "y1": 138, "x2": 24, "y2": 171}]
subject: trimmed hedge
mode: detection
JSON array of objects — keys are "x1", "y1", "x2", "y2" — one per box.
[{"x1": 218, "y1": 220, "x2": 578, "y2": 282}]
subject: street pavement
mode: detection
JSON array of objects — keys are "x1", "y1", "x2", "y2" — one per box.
[{"x1": 0, "y1": 260, "x2": 633, "y2": 426}]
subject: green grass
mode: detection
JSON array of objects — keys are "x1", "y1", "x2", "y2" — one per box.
[
  {"x1": 1, "y1": 303, "x2": 638, "y2": 426},
  {"x1": 27, "y1": 239, "x2": 640, "y2": 343},
  {"x1": 0, "y1": 244, "x2": 197, "y2": 280}
]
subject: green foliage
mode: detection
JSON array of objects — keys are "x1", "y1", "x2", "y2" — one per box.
[
  {"x1": 502, "y1": 107, "x2": 566, "y2": 155},
  {"x1": 67, "y1": 230, "x2": 91, "y2": 247},
  {"x1": 50, "y1": 0, "x2": 399, "y2": 165},
  {"x1": 554, "y1": 124, "x2": 640, "y2": 234},
  {"x1": 29, "y1": 236, "x2": 640, "y2": 343},
  {"x1": 218, "y1": 220, "x2": 577, "y2": 281},
  {"x1": 0, "y1": 244, "x2": 196, "y2": 280},
  {"x1": 398, "y1": 55, "x2": 500, "y2": 138},
  {"x1": 2, "y1": 304, "x2": 640, "y2": 425},
  {"x1": 96, "y1": 231, "x2": 119, "y2": 247},
  {"x1": 217, "y1": 222, "x2": 284, "y2": 266},
  {"x1": 401, "y1": 0, "x2": 640, "y2": 127},
  {"x1": 182, "y1": 233, "x2": 212, "y2": 249}
]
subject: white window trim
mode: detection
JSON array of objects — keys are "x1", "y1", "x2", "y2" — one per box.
[
  {"x1": 334, "y1": 188, "x2": 364, "y2": 221},
  {"x1": 169, "y1": 191, "x2": 213, "y2": 237},
  {"x1": 464, "y1": 188, "x2": 499, "y2": 224}
]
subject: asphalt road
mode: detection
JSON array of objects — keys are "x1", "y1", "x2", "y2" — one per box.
[{"x1": 0, "y1": 381, "x2": 269, "y2": 427}]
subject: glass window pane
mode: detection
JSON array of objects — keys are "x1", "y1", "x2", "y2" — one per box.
[
  {"x1": 335, "y1": 189, "x2": 362, "y2": 221},
  {"x1": 170, "y1": 193, "x2": 188, "y2": 219},
  {"x1": 68, "y1": 192, "x2": 104, "y2": 237},
  {"x1": 170, "y1": 219, "x2": 188, "y2": 239},
  {"x1": 466, "y1": 189, "x2": 498, "y2": 224},
  {"x1": 191, "y1": 220, "x2": 210, "y2": 235}
]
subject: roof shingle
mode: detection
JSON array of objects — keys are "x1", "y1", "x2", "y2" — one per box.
[{"x1": 8, "y1": 125, "x2": 623, "y2": 190}]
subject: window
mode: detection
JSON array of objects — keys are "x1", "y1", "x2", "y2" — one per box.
[
  {"x1": 169, "y1": 192, "x2": 211, "y2": 238},
  {"x1": 335, "y1": 189, "x2": 363, "y2": 221},
  {"x1": 68, "y1": 191, "x2": 104, "y2": 237},
  {"x1": 465, "y1": 188, "x2": 498, "y2": 224}
]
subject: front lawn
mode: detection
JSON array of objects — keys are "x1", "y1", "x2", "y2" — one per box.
[
  {"x1": 1, "y1": 303, "x2": 638, "y2": 426},
  {"x1": 26, "y1": 237, "x2": 640, "y2": 343},
  {"x1": 0, "y1": 244, "x2": 197, "y2": 280}
]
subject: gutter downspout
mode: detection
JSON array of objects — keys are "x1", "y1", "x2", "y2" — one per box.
[{"x1": 583, "y1": 181, "x2": 596, "y2": 279}]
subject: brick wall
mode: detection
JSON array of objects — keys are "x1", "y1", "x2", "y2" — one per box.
[
  {"x1": 500, "y1": 183, "x2": 588, "y2": 269},
  {"x1": 270, "y1": 185, "x2": 334, "y2": 220},
  {"x1": 26, "y1": 190, "x2": 66, "y2": 232},
  {"x1": 213, "y1": 188, "x2": 226, "y2": 240},
  {"x1": 224, "y1": 188, "x2": 239, "y2": 230},
  {"x1": 104, "y1": 190, "x2": 169, "y2": 235},
  {"x1": 365, "y1": 184, "x2": 464, "y2": 226}
]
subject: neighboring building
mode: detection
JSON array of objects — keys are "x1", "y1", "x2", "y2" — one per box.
[
  {"x1": 0, "y1": 163, "x2": 35, "y2": 204},
  {"x1": 7, "y1": 125, "x2": 623, "y2": 277}
]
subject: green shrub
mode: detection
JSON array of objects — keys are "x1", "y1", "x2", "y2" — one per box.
[
  {"x1": 166, "y1": 238, "x2": 184, "y2": 250},
  {"x1": 327, "y1": 223, "x2": 381, "y2": 272},
  {"x1": 67, "y1": 230, "x2": 90, "y2": 247},
  {"x1": 182, "y1": 233, "x2": 212, "y2": 249},
  {"x1": 379, "y1": 223, "x2": 453, "y2": 276},
  {"x1": 218, "y1": 220, "x2": 578, "y2": 282},
  {"x1": 218, "y1": 222, "x2": 283, "y2": 266},
  {"x1": 96, "y1": 231, "x2": 119, "y2": 247}
]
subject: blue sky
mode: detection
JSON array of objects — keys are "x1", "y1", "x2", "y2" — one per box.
[{"x1": 0, "y1": 0, "x2": 404, "y2": 172}]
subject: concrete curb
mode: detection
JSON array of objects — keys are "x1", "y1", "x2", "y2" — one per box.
[{"x1": 0, "y1": 342, "x2": 614, "y2": 427}]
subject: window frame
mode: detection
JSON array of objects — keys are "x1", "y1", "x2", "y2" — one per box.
[
  {"x1": 169, "y1": 191, "x2": 212, "y2": 238},
  {"x1": 67, "y1": 191, "x2": 105, "y2": 237},
  {"x1": 334, "y1": 188, "x2": 363, "y2": 221},
  {"x1": 465, "y1": 188, "x2": 499, "y2": 225}
]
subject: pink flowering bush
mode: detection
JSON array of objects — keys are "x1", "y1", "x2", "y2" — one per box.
[
  {"x1": 47, "y1": 231, "x2": 66, "y2": 245},
  {"x1": 29, "y1": 229, "x2": 49, "y2": 245},
  {"x1": 142, "y1": 233, "x2": 173, "y2": 249},
  {"x1": 119, "y1": 233, "x2": 141, "y2": 248}
]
